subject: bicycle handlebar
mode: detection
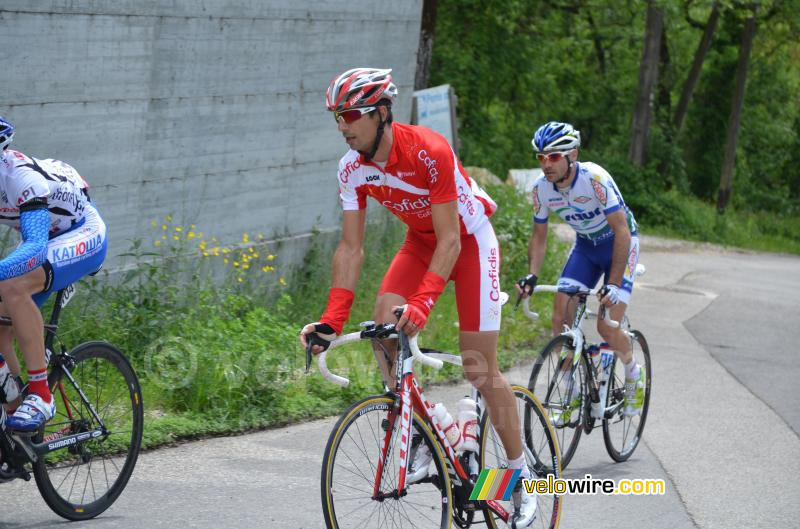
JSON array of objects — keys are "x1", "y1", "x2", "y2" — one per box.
[
  {"x1": 317, "y1": 327, "x2": 443, "y2": 387},
  {"x1": 521, "y1": 285, "x2": 620, "y2": 328}
]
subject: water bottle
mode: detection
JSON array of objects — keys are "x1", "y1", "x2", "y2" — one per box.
[
  {"x1": 598, "y1": 343, "x2": 615, "y2": 382},
  {"x1": 457, "y1": 397, "x2": 479, "y2": 453},
  {"x1": 432, "y1": 403, "x2": 462, "y2": 450}
]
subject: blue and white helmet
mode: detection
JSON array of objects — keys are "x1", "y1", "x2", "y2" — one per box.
[
  {"x1": 532, "y1": 121, "x2": 581, "y2": 152},
  {"x1": 0, "y1": 116, "x2": 13, "y2": 150}
]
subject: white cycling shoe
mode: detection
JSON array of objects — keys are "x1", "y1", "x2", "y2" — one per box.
[
  {"x1": 509, "y1": 478, "x2": 538, "y2": 528},
  {"x1": 407, "y1": 442, "x2": 433, "y2": 484}
]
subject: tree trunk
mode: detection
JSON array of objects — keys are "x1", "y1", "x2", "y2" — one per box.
[
  {"x1": 674, "y1": 1, "x2": 721, "y2": 133},
  {"x1": 717, "y1": 7, "x2": 758, "y2": 213},
  {"x1": 414, "y1": 0, "x2": 439, "y2": 90},
  {"x1": 629, "y1": 2, "x2": 664, "y2": 167}
]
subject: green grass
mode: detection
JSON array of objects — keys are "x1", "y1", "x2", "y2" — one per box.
[
  {"x1": 640, "y1": 193, "x2": 800, "y2": 254},
  {"x1": 624, "y1": 187, "x2": 800, "y2": 255},
  {"x1": 47, "y1": 184, "x2": 567, "y2": 450},
  {"x1": 37, "y1": 179, "x2": 799, "y2": 449}
]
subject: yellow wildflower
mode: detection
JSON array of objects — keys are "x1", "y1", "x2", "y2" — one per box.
[
  {"x1": 279, "y1": 277, "x2": 287, "y2": 286},
  {"x1": 154, "y1": 240, "x2": 161, "y2": 247}
]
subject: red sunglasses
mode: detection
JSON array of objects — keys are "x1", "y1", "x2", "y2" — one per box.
[
  {"x1": 536, "y1": 150, "x2": 573, "y2": 163},
  {"x1": 333, "y1": 107, "x2": 376, "y2": 124}
]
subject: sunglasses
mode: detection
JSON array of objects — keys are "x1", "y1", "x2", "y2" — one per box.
[
  {"x1": 333, "y1": 107, "x2": 376, "y2": 124},
  {"x1": 536, "y1": 150, "x2": 573, "y2": 163}
]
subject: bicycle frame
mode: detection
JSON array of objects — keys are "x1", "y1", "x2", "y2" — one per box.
[
  {"x1": 0, "y1": 287, "x2": 108, "y2": 472},
  {"x1": 522, "y1": 262, "x2": 647, "y2": 424},
  {"x1": 318, "y1": 325, "x2": 513, "y2": 522},
  {"x1": 523, "y1": 288, "x2": 619, "y2": 421}
]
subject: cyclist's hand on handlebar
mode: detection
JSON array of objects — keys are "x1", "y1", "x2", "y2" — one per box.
[
  {"x1": 515, "y1": 273, "x2": 538, "y2": 307},
  {"x1": 598, "y1": 284, "x2": 621, "y2": 307},
  {"x1": 299, "y1": 322, "x2": 338, "y2": 356},
  {"x1": 394, "y1": 303, "x2": 426, "y2": 337}
]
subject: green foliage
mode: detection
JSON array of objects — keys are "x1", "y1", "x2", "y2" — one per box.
[
  {"x1": 430, "y1": 0, "x2": 800, "y2": 248},
  {"x1": 49, "y1": 190, "x2": 568, "y2": 448}
]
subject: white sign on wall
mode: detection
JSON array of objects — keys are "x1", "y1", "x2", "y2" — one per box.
[{"x1": 412, "y1": 84, "x2": 457, "y2": 152}]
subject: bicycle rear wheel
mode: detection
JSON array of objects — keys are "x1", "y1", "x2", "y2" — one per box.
[
  {"x1": 602, "y1": 330, "x2": 651, "y2": 461},
  {"x1": 479, "y1": 386, "x2": 562, "y2": 529},
  {"x1": 33, "y1": 341, "x2": 143, "y2": 520},
  {"x1": 527, "y1": 334, "x2": 585, "y2": 469},
  {"x1": 321, "y1": 394, "x2": 453, "y2": 529}
]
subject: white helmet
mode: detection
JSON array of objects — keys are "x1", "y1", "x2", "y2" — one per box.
[{"x1": 326, "y1": 68, "x2": 398, "y2": 111}]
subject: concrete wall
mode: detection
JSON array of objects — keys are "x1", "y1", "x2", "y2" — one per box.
[{"x1": 1, "y1": 1, "x2": 422, "y2": 268}]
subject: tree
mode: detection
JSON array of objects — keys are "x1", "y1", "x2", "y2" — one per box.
[
  {"x1": 717, "y1": 4, "x2": 757, "y2": 212},
  {"x1": 629, "y1": 1, "x2": 665, "y2": 166},
  {"x1": 414, "y1": 0, "x2": 439, "y2": 90},
  {"x1": 674, "y1": 1, "x2": 722, "y2": 133}
]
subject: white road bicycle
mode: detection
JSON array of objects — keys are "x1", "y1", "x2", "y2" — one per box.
[{"x1": 524, "y1": 264, "x2": 651, "y2": 469}]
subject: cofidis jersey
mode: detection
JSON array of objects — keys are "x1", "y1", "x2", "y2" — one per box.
[{"x1": 337, "y1": 123, "x2": 496, "y2": 240}]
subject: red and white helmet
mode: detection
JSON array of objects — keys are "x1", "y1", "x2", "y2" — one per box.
[{"x1": 325, "y1": 68, "x2": 398, "y2": 112}]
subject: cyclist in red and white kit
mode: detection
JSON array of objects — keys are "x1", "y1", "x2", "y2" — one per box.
[{"x1": 299, "y1": 68, "x2": 537, "y2": 527}]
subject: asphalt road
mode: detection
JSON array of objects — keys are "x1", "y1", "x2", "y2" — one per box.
[{"x1": 2, "y1": 236, "x2": 798, "y2": 529}]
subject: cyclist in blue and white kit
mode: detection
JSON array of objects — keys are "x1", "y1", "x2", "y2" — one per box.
[
  {"x1": 515, "y1": 121, "x2": 644, "y2": 418},
  {"x1": 0, "y1": 116, "x2": 107, "y2": 431}
]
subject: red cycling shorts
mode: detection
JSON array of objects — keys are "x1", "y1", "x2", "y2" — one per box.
[{"x1": 379, "y1": 222, "x2": 502, "y2": 332}]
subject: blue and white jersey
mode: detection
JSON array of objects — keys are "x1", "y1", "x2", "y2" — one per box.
[
  {"x1": 531, "y1": 161, "x2": 637, "y2": 243},
  {"x1": 0, "y1": 149, "x2": 90, "y2": 235}
]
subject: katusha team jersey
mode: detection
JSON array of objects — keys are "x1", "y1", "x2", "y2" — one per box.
[
  {"x1": 336, "y1": 122, "x2": 496, "y2": 239},
  {"x1": 531, "y1": 161, "x2": 637, "y2": 243},
  {"x1": 0, "y1": 150, "x2": 91, "y2": 235}
]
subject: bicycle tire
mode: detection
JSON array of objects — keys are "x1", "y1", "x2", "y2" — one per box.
[
  {"x1": 479, "y1": 385, "x2": 562, "y2": 529},
  {"x1": 321, "y1": 394, "x2": 453, "y2": 529},
  {"x1": 33, "y1": 341, "x2": 143, "y2": 520},
  {"x1": 527, "y1": 334, "x2": 585, "y2": 469},
  {"x1": 602, "y1": 330, "x2": 651, "y2": 461}
]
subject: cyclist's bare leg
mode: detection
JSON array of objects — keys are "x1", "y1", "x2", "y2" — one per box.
[
  {"x1": 553, "y1": 292, "x2": 576, "y2": 373},
  {"x1": 597, "y1": 301, "x2": 633, "y2": 364},
  {"x1": 0, "y1": 301, "x2": 22, "y2": 411},
  {"x1": 460, "y1": 330, "x2": 523, "y2": 460},
  {"x1": 0, "y1": 303, "x2": 19, "y2": 376},
  {"x1": 372, "y1": 292, "x2": 405, "y2": 387},
  {"x1": 0, "y1": 268, "x2": 48, "y2": 374}
]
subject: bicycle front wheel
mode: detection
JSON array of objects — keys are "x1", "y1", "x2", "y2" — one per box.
[
  {"x1": 34, "y1": 341, "x2": 143, "y2": 521},
  {"x1": 321, "y1": 394, "x2": 453, "y2": 529},
  {"x1": 602, "y1": 330, "x2": 652, "y2": 461},
  {"x1": 528, "y1": 334, "x2": 586, "y2": 469},
  {"x1": 480, "y1": 386, "x2": 562, "y2": 529}
]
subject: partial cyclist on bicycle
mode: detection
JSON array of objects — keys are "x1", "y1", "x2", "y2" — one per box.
[
  {"x1": 299, "y1": 68, "x2": 537, "y2": 527},
  {"x1": 0, "y1": 116, "x2": 107, "y2": 431},
  {"x1": 515, "y1": 121, "x2": 644, "y2": 418}
]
